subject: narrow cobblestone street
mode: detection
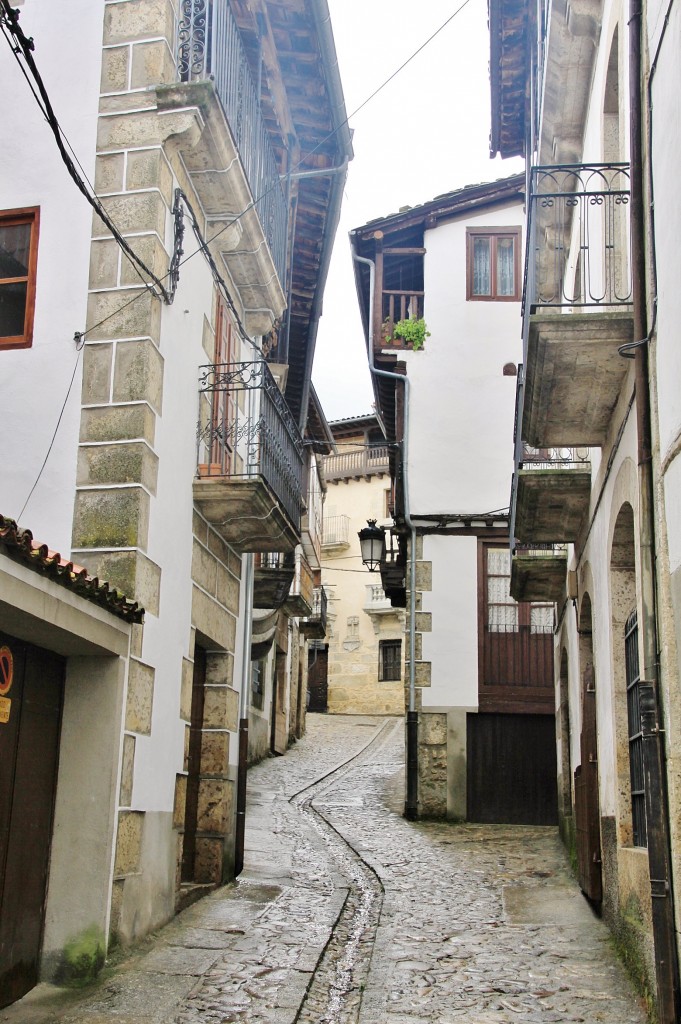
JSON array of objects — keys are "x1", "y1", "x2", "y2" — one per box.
[{"x1": 6, "y1": 715, "x2": 648, "y2": 1024}]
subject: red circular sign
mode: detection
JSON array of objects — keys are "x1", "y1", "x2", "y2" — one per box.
[{"x1": 0, "y1": 647, "x2": 13, "y2": 696}]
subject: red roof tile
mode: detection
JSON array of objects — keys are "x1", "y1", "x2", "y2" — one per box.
[{"x1": 0, "y1": 515, "x2": 144, "y2": 624}]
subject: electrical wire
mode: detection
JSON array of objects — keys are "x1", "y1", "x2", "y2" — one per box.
[
  {"x1": 0, "y1": 0, "x2": 170, "y2": 302},
  {"x1": 8, "y1": 2, "x2": 471, "y2": 516},
  {"x1": 53, "y1": 0, "x2": 472, "y2": 342},
  {"x1": 16, "y1": 340, "x2": 84, "y2": 521}
]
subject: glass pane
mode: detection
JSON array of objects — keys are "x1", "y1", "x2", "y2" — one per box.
[
  {"x1": 0, "y1": 281, "x2": 27, "y2": 337},
  {"x1": 496, "y1": 237, "x2": 515, "y2": 296},
  {"x1": 530, "y1": 604, "x2": 553, "y2": 633},
  {"x1": 487, "y1": 548, "x2": 510, "y2": 575},
  {"x1": 488, "y1": 576, "x2": 511, "y2": 604},
  {"x1": 0, "y1": 222, "x2": 31, "y2": 279},
  {"x1": 489, "y1": 604, "x2": 518, "y2": 631},
  {"x1": 472, "y1": 236, "x2": 491, "y2": 295}
]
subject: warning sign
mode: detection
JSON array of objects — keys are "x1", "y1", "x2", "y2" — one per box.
[
  {"x1": 0, "y1": 646, "x2": 13, "y2": 696},
  {"x1": 0, "y1": 696, "x2": 10, "y2": 724}
]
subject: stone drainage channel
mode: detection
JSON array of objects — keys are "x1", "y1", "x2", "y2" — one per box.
[{"x1": 290, "y1": 717, "x2": 401, "y2": 1024}]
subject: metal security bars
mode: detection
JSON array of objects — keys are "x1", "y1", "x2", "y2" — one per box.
[
  {"x1": 625, "y1": 608, "x2": 647, "y2": 847},
  {"x1": 177, "y1": 0, "x2": 288, "y2": 285},
  {"x1": 524, "y1": 163, "x2": 632, "y2": 313},
  {"x1": 197, "y1": 361, "x2": 304, "y2": 530}
]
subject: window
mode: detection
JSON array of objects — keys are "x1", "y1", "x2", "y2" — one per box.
[
  {"x1": 0, "y1": 207, "x2": 39, "y2": 349},
  {"x1": 624, "y1": 609, "x2": 647, "y2": 847},
  {"x1": 251, "y1": 659, "x2": 265, "y2": 710},
  {"x1": 466, "y1": 227, "x2": 520, "y2": 301},
  {"x1": 378, "y1": 639, "x2": 401, "y2": 682}
]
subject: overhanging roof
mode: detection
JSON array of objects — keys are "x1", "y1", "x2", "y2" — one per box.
[{"x1": 489, "y1": 0, "x2": 531, "y2": 158}]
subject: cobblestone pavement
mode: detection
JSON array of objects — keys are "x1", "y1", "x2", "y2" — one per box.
[{"x1": 5, "y1": 715, "x2": 648, "y2": 1024}]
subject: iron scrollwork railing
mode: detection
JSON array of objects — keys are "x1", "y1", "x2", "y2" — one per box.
[
  {"x1": 197, "y1": 361, "x2": 304, "y2": 531},
  {"x1": 519, "y1": 443, "x2": 590, "y2": 471},
  {"x1": 177, "y1": 0, "x2": 287, "y2": 286},
  {"x1": 524, "y1": 163, "x2": 632, "y2": 314}
]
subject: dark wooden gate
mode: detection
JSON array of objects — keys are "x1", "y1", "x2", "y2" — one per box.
[
  {"x1": 574, "y1": 663, "x2": 602, "y2": 903},
  {"x1": 467, "y1": 713, "x2": 558, "y2": 824},
  {"x1": 307, "y1": 645, "x2": 328, "y2": 713},
  {"x1": 0, "y1": 633, "x2": 64, "y2": 1007}
]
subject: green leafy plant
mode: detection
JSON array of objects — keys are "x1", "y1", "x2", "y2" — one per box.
[{"x1": 383, "y1": 317, "x2": 430, "y2": 351}]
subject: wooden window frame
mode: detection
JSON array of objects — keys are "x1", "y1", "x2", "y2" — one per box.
[
  {"x1": 0, "y1": 206, "x2": 40, "y2": 350},
  {"x1": 378, "y1": 639, "x2": 401, "y2": 682},
  {"x1": 466, "y1": 226, "x2": 521, "y2": 302}
]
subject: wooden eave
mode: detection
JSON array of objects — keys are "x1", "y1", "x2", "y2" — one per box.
[
  {"x1": 232, "y1": 0, "x2": 353, "y2": 429},
  {"x1": 488, "y1": 0, "x2": 530, "y2": 158},
  {"x1": 350, "y1": 175, "x2": 525, "y2": 435}
]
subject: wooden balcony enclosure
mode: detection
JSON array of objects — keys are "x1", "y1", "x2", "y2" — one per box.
[{"x1": 510, "y1": 547, "x2": 568, "y2": 602}]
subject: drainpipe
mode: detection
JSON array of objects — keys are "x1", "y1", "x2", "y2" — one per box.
[
  {"x1": 234, "y1": 551, "x2": 255, "y2": 876},
  {"x1": 353, "y1": 253, "x2": 418, "y2": 820},
  {"x1": 629, "y1": 1, "x2": 680, "y2": 1017}
]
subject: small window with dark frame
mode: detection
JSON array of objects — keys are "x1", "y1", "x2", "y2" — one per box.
[
  {"x1": 466, "y1": 227, "x2": 521, "y2": 301},
  {"x1": 378, "y1": 639, "x2": 401, "y2": 682},
  {"x1": 0, "y1": 207, "x2": 40, "y2": 349}
]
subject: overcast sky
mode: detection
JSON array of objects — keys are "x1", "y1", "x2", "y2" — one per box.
[{"x1": 312, "y1": 0, "x2": 524, "y2": 421}]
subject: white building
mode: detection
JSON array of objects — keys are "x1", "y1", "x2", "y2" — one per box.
[
  {"x1": 0, "y1": 0, "x2": 350, "y2": 1004},
  {"x1": 351, "y1": 176, "x2": 559, "y2": 823},
  {"x1": 490, "y1": 0, "x2": 681, "y2": 1012},
  {"x1": 318, "y1": 414, "x2": 404, "y2": 717}
]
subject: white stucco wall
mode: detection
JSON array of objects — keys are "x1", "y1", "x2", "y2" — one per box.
[
  {"x1": 421, "y1": 534, "x2": 479, "y2": 709},
  {"x1": 0, "y1": 1, "x2": 104, "y2": 549},
  {"x1": 405, "y1": 202, "x2": 523, "y2": 516}
]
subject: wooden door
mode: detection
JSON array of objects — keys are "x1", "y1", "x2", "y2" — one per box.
[
  {"x1": 201, "y1": 297, "x2": 237, "y2": 476},
  {"x1": 574, "y1": 663, "x2": 602, "y2": 903},
  {"x1": 181, "y1": 647, "x2": 206, "y2": 882},
  {"x1": 307, "y1": 645, "x2": 328, "y2": 712},
  {"x1": 0, "y1": 633, "x2": 64, "y2": 1007},
  {"x1": 270, "y1": 651, "x2": 288, "y2": 755},
  {"x1": 467, "y1": 713, "x2": 558, "y2": 824}
]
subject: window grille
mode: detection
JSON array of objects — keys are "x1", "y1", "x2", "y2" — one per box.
[
  {"x1": 625, "y1": 609, "x2": 647, "y2": 847},
  {"x1": 378, "y1": 639, "x2": 401, "y2": 682}
]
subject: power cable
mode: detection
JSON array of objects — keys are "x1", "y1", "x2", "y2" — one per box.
[
  {"x1": 9, "y1": 2, "x2": 470, "y2": 516},
  {"x1": 0, "y1": 0, "x2": 171, "y2": 302}
]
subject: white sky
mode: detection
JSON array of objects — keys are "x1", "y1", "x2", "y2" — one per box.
[{"x1": 312, "y1": 0, "x2": 524, "y2": 421}]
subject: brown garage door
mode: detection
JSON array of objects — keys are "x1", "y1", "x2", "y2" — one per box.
[
  {"x1": 467, "y1": 713, "x2": 558, "y2": 825},
  {"x1": 0, "y1": 633, "x2": 64, "y2": 1007}
]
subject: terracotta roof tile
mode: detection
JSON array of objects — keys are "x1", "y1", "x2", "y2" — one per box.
[{"x1": 0, "y1": 515, "x2": 144, "y2": 624}]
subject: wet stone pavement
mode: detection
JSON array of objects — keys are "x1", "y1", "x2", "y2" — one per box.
[{"x1": 6, "y1": 715, "x2": 648, "y2": 1024}]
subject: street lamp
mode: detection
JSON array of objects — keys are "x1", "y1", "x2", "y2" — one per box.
[{"x1": 358, "y1": 519, "x2": 385, "y2": 572}]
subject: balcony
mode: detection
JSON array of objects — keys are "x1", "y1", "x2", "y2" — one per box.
[
  {"x1": 169, "y1": 1, "x2": 287, "y2": 333},
  {"x1": 510, "y1": 545, "x2": 568, "y2": 603},
  {"x1": 323, "y1": 446, "x2": 390, "y2": 483},
  {"x1": 282, "y1": 549, "x2": 315, "y2": 617},
  {"x1": 194, "y1": 361, "x2": 304, "y2": 553},
  {"x1": 321, "y1": 514, "x2": 350, "y2": 552},
  {"x1": 300, "y1": 586, "x2": 328, "y2": 640},
  {"x1": 253, "y1": 552, "x2": 294, "y2": 610},
  {"x1": 521, "y1": 164, "x2": 634, "y2": 447},
  {"x1": 512, "y1": 441, "x2": 591, "y2": 544}
]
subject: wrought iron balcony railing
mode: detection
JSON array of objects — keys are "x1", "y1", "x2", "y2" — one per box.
[
  {"x1": 197, "y1": 360, "x2": 304, "y2": 531},
  {"x1": 177, "y1": 0, "x2": 287, "y2": 285},
  {"x1": 524, "y1": 163, "x2": 632, "y2": 317},
  {"x1": 323, "y1": 446, "x2": 390, "y2": 482},
  {"x1": 300, "y1": 585, "x2": 328, "y2": 638},
  {"x1": 519, "y1": 444, "x2": 590, "y2": 470}
]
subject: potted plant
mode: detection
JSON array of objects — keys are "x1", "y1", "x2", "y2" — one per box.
[{"x1": 383, "y1": 317, "x2": 430, "y2": 351}]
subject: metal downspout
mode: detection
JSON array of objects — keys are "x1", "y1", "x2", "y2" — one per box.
[
  {"x1": 629, "y1": 1, "x2": 680, "y2": 1016},
  {"x1": 353, "y1": 254, "x2": 418, "y2": 820},
  {"x1": 234, "y1": 552, "x2": 255, "y2": 876}
]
